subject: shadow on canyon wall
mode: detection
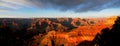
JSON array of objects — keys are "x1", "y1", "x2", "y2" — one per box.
[{"x1": 77, "y1": 16, "x2": 120, "y2": 46}]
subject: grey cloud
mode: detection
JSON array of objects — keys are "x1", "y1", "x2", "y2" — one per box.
[
  {"x1": 0, "y1": 0, "x2": 120, "y2": 12},
  {"x1": 27, "y1": 0, "x2": 120, "y2": 12}
]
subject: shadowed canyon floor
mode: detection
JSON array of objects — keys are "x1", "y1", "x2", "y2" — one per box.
[{"x1": 0, "y1": 16, "x2": 118, "y2": 46}]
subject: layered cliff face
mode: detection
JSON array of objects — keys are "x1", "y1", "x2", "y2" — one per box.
[
  {"x1": 0, "y1": 16, "x2": 117, "y2": 46},
  {"x1": 92, "y1": 16, "x2": 120, "y2": 46},
  {"x1": 76, "y1": 16, "x2": 120, "y2": 46}
]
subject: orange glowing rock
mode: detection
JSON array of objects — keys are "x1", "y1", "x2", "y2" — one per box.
[{"x1": 105, "y1": 16, "x2": 117, "y2": 25}]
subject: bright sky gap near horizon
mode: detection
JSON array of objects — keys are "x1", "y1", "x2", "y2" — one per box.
[{"x1": 0, "y1": 0, "x2": 120, "y2": 18}]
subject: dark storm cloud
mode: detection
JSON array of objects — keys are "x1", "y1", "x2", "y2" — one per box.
[
  {"x1": 28, "y1": 0, "x2": 120, "y2": 12},
  {"x1": 0, "y1": 0, "x2": 120, "y2": 12}
]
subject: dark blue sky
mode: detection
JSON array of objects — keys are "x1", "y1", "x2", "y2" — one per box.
[{"x1": 0, "y1": 0, "x2": 120, "y2": 18}]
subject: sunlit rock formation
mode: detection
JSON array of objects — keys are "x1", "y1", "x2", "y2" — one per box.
[
  {"x1": 0, "y1": 16, "x2": 117, "y2": 46},
  {"x1": 105, "y1": 16, "x2": 117, "y2": 25}
]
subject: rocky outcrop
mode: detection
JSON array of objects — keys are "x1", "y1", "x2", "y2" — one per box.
[{"x1": 77, "y1": 16, "x2": 120, "y2": 46}]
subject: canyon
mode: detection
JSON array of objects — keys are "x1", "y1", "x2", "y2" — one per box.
[{"x1": 0, "y1": 16, "x2": 118, "y2": 46}]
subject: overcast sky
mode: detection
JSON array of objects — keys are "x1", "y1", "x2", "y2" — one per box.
[{"x1": 0, "y1": 0, "x2": 120, "y2": 18}]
